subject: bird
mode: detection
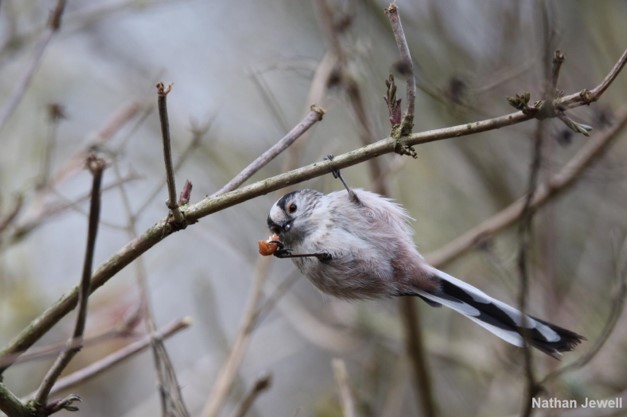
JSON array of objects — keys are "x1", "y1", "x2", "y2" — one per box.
[{"x1": 265, "y1": 172, "x2": 585, "y2": 359}]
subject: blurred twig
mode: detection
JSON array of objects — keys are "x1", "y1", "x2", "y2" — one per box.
[
  {"x1": 516, "y1": 118, "x2": 544, "y2": 417},
  {"x1": 4, "y1": 102, "x2": 142, "y2": 246},
  {"x1": 0, "y1": 0, "x2": 66, "y2": 132},
  {"x1": 230, "y1": 372, "x2": 272, "y2": 417},
  {"x1": 33, "y1": 153, "x2": 106, "y2": 413},
  {"x1": 333, "y1": 359, "x2": 357, "y2": 417},
  {"x1": 538, "y1": 264, "x2": 626, "y2": 387},
  {"x1": 313, "y1": 0, "x2": 387, "y2": 187},
  {"x1": 47, "y1": 101, "x2": 141, "y2": 187},
  {"x1": 38, "y1": 104, "x2": 67, "y2": 189},
  {"x1": 6, "y1": 174, "x2": 140, "y2": 245},
  {"x1": 201, "y1": 258, "x2": 271, "y2": 417},
  {"x1": 113, "y1": 150, "x2": 190, "y2": 417},
  {"x1": 382, "y1": 4, "x2": 435, "y2": 417},
  {"x1": 0, "y1": 318, "x2": 140, "y2": 370},
  {"x1": 0, "y1": 195, "x2": 23, "y2": 235},
  {"x1": 427, "y1": 106, "x2": 627, "y2": 268},
  {"x1": 21, "y1": 317, "x2": 191, "y2": 400}
]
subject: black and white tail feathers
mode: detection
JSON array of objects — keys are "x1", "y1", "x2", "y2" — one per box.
[{"x1": 415, "y1": 265, "x2": 585, "y2": 359}]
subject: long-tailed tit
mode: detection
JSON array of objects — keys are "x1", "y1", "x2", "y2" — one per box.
[{"x1": 265, "y1": 172, "x2": 584, "y2": 358}]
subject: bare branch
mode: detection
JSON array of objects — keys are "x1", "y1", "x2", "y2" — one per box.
[
  {"x1": 34, "y1": 153, "x2": 106, "y2": 410},
  {"x1": 398, "y1": 300, "x2": 437, "y2": 417},
  {"x1": 538, "y1": 267, "x2": 626, "y2": 387},
  {"x1": 112, "y1": 153, "x2": 190, "y2": 417},
  {"x1": 201, "y1": 261, "x2": 270, "y2": 417},
  {"x1": 0, "y1": 194, "x2": 23, "y2": 235},
  {"x1": 427, "y1": 105, "x2": 627, "y2": 268},
  {"x1": 385, "y1": 3, "x2": 416, "y2": 136},
  {"x1": 46, "y1": 101, "x2": 141, "y2": 190},
  {"x1": 135, "y1": 122, "x2": 209, "y2": 216},
  {"x1": 7, "y1": 174, "x2": 141, "y2": 245},
  {"x1": 586, "y1": 47, "x2": 627, "y2": 102},
  {"x1": 20, "y1": 318, "x2": 191, "y2": 400},
  {"x1": 213, "y1": 105, "x2": 325, "y2": 196},
  {"x1": 550, "y1": 49, "x2": 565, "y2": 95},
  {"x1": 0, "y1": 0, "x2": 67, "y2": 132},
  {"x1": 516, "y1": 120, "x2": 544, "y2": 417},
  {"x1": 1, "y1": 50, "x2": 625, "y2": 377},
  {"x1": 230, "y1": 372, "x2": 272, "y2": 417},
  {"x1": 156, "y1": 82, "x2": 185, "y2": 225}
]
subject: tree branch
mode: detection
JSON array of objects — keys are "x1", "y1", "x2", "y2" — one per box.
[
  {"x1": 385, "y1": 3, "x2": 416, "y2": 136},
  {"x1": 213, "y1": 105, "x2": 325, "y2": 196},
  {"x1": 230, "y1": 372, "x2": 272, "y2": 417},
  {"x1": 0, "y1": 0, "x2": 67, "y2": 133},
  {"x1": 33, "y1": 154, "x2": 106, "y2": 412},
  {"x1": 0, "y1": 48, "x2": 625, "y2": 377},
  {"x1": 156, "y1": 82, "x2": 185, "y2": 225},
  {"x1": 22, "y1": 317, "x2": 191, "y2": 401},
  {"x1": 201, "y1": 259, "x2": 270, "y2": 417},
  {"x1": 427, "y1": 105, "x2": 627, "y2": 268}
]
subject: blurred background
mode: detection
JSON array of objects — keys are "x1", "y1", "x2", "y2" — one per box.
[{"x1": 0, "y1": 0, "x2": 626, "y2": 416}]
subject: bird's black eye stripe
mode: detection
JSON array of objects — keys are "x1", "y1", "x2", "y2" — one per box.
[{"x1": 277, "y1": 191, "x2": 299, "y2": 212}]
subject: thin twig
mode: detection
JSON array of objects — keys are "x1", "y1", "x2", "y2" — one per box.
[
  {"x1": 538, "y1": 268, "x2": 626, "y2": 387},
  {"x1": 586, "y1": 47, "x2": 627, "y2": 101},
  {"x1": 156, "y1": 82, "x2": 185, "y2": 225},
  {"x1": 398, "y1": 300, "x2": 437, "y2": 417},
  {"x1": 45, "y1": 101, "x2": 141, "y2": 191},
  {"x1": 383, "y1": 5, "x2": 434, "y2": 415},
  {"x1": 427, "y1": 106, "x2": 627, "y2": 268},
  {"x1": 0, "y1": 194, "x2": 23, "y2": 235},
  {"x1": 230, "y1": 372, "x2": 272, "y2": 417},
  {"x1": 332, "y1": 359, "x2": 357, "y2": 417},
  {"x1": 38, "y1": 104, "x2": 66, "y2": 189},
  {"x1": 201, "y1": 259, "x2": 271, "y2": 417},
  {"x1": 385, "y1": 3, "x2": 416, "y2": 136},
  {"x1": 0, "y1": 0, "x2": 67, "y2": 133},
  {"x1": 0, "y1": 325, "x2": 135, "y2": 370},
  {"x1": 516, "y1": 119, "x2": 544, "y2": 417},
  {"x1": 550, "y1": 50, "x2": 565, "y2": 95},
  {"x1": 136, "y1": 122, "x2": 209, "y2": 215},
  {"x1": 313, "y1": 0, "x2": 387, "y2": 187},
  {"x1": 1, "y1": 51, "x2": 625, "y2": 376},
  {"x1": 113, "y1": 156, "x2": 190, "y2": 417},
  {"x1": 34, "y1": 153, "x2": 106, "y2": 410},
  {"x1": 213, "y1": 105, "x2": 325, "y2": 196},
  {"x1": 7, "y1": 174, "x2": 141, "y2": 246},
  {"x1": 22, "y1": 317, "x2": 191, "y2": 400}
]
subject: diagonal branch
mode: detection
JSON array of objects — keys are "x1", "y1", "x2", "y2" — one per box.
[
  {"x1": 0, "y1": 49, "x2": 625, "y2": 376},
  {"x1": 213, "y1": 105, "x2": 325, "y2": 196},
  {"x1": 0, "y1": 0, "x2": 67, "y2": 133},
  {"x1": 427, "y1": 105, "x2": 627, "y2": 268},
  {"x1": 21, "y1": 317, "x2": 191, "y2": 401},
  {"x1": 33, "y1": 154, "x2": 106, "y2": 412}
]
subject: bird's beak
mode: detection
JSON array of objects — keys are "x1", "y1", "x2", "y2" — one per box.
[{"x1": 267, "y1": 217, "x2": 291, "y2": 236}]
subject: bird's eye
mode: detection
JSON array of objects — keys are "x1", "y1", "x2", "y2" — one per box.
[{"x1": 287, "y1": 203, "x2": 297, "y2": 213}]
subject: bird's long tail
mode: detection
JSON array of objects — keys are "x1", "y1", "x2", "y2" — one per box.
[{"x1": 414, "y1": 265, "x2": 585, "y2": 358}]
